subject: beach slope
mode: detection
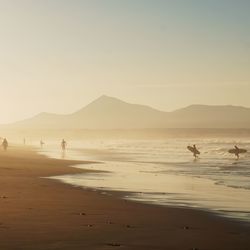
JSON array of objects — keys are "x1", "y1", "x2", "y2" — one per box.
[{"x1": 0, "y1": 146, "x2": 249, "y2": 250}]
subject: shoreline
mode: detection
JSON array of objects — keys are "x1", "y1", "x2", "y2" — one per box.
[
  {"x1": 0, "y1": 146, "x2": 250, "y2": 249},
  {"x1": 45, "y1": 153, "x2": 250, "y2": 223},
  {"x1": 51, "y1": 181, "x2": 250, "y2": 228}
]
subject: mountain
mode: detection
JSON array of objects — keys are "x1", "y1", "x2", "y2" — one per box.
[
  {"x1": 8, "y1": 95, "x2": 169, "y2": 129},
  {"x1": 5, "y1": 96, "x2": 250, "y2": 129},
  {"x1": 170, "y1": 105, "x2": 250, "y2": 128}
]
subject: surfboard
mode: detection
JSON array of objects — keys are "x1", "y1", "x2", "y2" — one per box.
[
  {"x1": 187, "y1": 146, "x2": 200, "y2": 154},
  {"x1": 228, "y1": 148, "x2": 247, "y2": 154}
]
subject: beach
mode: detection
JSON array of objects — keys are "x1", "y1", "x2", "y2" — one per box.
[{"x1": 0, "y1": 146, "x2": 250, "y2": 250}]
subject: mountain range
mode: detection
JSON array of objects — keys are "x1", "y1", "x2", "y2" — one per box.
[{"x1": 6, "y1": 95, "x2": 250, "y2": 129}]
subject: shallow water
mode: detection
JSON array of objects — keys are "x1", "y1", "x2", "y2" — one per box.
[{"x1": 40, "y1": 138, "x2": 250, "y2": 221}]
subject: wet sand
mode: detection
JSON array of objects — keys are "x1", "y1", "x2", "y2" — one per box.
[{"x1": 0, "y1": 146, "x2": 250, "y2": 250}]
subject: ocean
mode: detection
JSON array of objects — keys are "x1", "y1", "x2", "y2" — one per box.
[{"x1": 37, "y1": 132, "x2": 250, "y2": 222}]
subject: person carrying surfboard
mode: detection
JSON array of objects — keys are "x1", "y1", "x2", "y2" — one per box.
[
  {"x1": 234, "y1": 145, "x2": 240, "y2": 159},
  {"x1": 193, "y1": 144, "x2": 198, "y2": 158},
  {"x1": 228, "y1": 145, "x2": 247, "y2": 159},
  {"x1": 187, "y1": 144, "x2": 200, "y2": 158}
]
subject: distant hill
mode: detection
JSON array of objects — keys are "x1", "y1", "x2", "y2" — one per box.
[
  {"x1": 169, "y1": 105, "x2": 250, "y2": 128},
  {"x1": 5, "y1": 95, "x2": 250, "y2": 129}
]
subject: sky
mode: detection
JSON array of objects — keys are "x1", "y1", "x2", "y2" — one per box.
[{"x1": 0, "y1": 0, "x2": 249, "y2": 123}]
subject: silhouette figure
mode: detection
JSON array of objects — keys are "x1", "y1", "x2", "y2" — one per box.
[
  {"x1": 2, "y1": 138, "x2": 8, "y2": 151},
  {"x1": 193, "y1": 144, "x2": 198, "y2": 158},
  {"x1": 187, "y1": 144, "x2": 200, "y2": 158},
  {"x1": 40, "y1": 140, "x2": 45, "y2": 148},
  {"x1": 61, "y1": 139, "x2": 67, "y2": 151},
  {"x1": 234, "y1": 145, "x2": 240, "y2": 159}
]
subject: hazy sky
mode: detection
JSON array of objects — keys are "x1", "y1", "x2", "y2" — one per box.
[{"x1": 0, "y1": 0, "x2": 249, "y2": 123}]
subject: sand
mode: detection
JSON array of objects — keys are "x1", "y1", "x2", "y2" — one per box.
[{"x1": 0, "y1": 146, "x2": 249, "y2": 250}]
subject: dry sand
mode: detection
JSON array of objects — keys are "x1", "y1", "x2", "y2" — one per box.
[{"x1": 0, "y1": 146, "x2": 249, "y2": 250}]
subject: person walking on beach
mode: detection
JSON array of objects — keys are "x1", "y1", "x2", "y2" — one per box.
[
  {"x1": 40, "y1": 140, "x2": 45, "y2": 148},
  {"x1": 61, "y1": 139, "x2": 67, "y2": 151},
  {"x1": 2, "y1": 138, "x2": 8, "y2": 151}
]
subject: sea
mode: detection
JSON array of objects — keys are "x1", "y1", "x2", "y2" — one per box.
[{"x1": 32, "y1": 129, "x2": 250, "y2": 222}]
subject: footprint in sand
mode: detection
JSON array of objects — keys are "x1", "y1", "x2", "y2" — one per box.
[
  {"x1": 106, "y1": 221, "x2": 114, "y2": 225},
  {"x1": 125, "y1": 224, "x2": 134, "y2": 229},
  {"x1": 106, "y1": 243, "x2": 121, "y2": 247}
]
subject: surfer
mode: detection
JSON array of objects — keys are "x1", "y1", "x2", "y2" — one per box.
[
  {"x1": 2, "y1": 138, "x2": 8, "y2": 151},
  {"x1": 193, "y1": 144, "x2": 198, "y2": 158},
  {"x1": 187, "y1": 144, "x2": 200, "y2": 158},
  {"x1": 61, "y1": 139, "x2": 67, "y2": 151},
  {"x1": 234, "y1": 145, "x2": 240, "y2": 159},
  {"x1": 228, "y1": 145, "x2": 247, "y2": 159}
]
